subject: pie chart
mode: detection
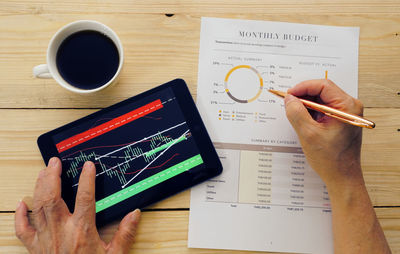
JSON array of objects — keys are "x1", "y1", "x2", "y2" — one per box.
[{"x1": 224, "y1": 65, "x2": 263, "y2": 103}]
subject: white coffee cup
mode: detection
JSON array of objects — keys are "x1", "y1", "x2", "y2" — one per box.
[{"x1": 33, "y1": 20, "x2": 123, "y2": 94}]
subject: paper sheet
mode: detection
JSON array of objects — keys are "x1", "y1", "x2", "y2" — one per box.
[{"x1": 188, "y1": 17, "x2": 359, "y2": 254}]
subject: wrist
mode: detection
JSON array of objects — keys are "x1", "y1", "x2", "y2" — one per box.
[{"x1": 325, "y1": 167, "x2": 368, "y2": 205}]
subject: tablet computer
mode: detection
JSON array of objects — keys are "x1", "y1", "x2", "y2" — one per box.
[{"x1": 37, "y1": 79, "x2": 222, "y2": 226}]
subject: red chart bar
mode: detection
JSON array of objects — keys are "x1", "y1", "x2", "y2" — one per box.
[{"x1": 56, "y1": 99, "x2": 163, "y2": 153}]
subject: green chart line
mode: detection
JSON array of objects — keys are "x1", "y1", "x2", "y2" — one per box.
[
  {"x1": 95, "y1": 154, "x2": 203, "y2": 213},
  {"x1": 145, "y1": 134, "x2": 186, "y2": 158}
]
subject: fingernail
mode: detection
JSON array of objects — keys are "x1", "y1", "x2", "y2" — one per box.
[
  {"x1": 16, "y1": 200, "x2": 22, "y2": 209},
  {"x1": 48, "y1": 157, "x2": 58, "y2": 167},
  {"x1": 131, "y1": 209, "x2": 141, "y2": 221},
  {"x1": 84, "y1": 161, "x2": 94, "y2": 169},
  {"x1": 83, "y1": 161, "x2": 96, "y2": 175}
]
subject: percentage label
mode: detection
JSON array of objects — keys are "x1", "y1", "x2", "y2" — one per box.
[{"x1": 210, "y1": 101, "x2": 218, "y2": 105}]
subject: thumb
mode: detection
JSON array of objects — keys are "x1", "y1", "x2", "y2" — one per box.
[
  {"x1": 109, "y1": 209, "x2": 141, "y2": 254},
  {"x1": 15, "y1": 201, "x2": 36, "y2": 249},
  {"x1": 284, "y1": 94, "x2": 315, "y2": 133}
]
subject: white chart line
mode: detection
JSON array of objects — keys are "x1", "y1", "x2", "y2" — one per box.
[
  {"x1": 121, "y1": 129, "x2": 190, "y2": 188},
  {"x1": 95, "y1": 121, "x2": 186, "y2": 160}
]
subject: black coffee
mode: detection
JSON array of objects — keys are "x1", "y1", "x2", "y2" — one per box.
[{"x1": 56, "y1": 30, "x2": 119, "y2": 90}]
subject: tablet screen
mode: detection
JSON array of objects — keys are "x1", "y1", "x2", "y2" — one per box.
[{"x1": 52, "y1": 86, "x2": 204, "y2": 214}]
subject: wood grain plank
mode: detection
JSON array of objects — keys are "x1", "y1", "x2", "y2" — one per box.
[
  {"x1": 0, "y1": 108, "x2": 398, "y2": 211},
  {"x1": 1, "y1": 0, "x2": 400, "y2": 15},
  {"x1": 361, "y1": 108, "x2": 400, "y2": 206},
  {"x1": 0, "y1": 13, "x2": 399, "y2": 108},
  {"x1": 0, "y1": 208, "x2": 399, "y2": 253}
]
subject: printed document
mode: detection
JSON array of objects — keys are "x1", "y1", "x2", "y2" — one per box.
[{"x1": 189, "y1": 17, "x2": 359, "y2": 254}]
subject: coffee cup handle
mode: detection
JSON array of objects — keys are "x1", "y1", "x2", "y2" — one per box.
[{"x1": 33, "y1": 64, "x2": 52, "y2": 79}]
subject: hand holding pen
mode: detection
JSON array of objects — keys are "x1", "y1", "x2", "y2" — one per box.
[
  {"x1": 269, "y1": 76, "x2": 375, "y2": 129},
  {"x1": 279, "y1": 78, "x2": 365, "y2": 185},
  {"x1": 269, "y1": 89, "x2": 375, "y2": 129}
]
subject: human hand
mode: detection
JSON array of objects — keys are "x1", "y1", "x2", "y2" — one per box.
[
  {"x1": 284, "y1": 79, "x2": 364, "y2": 190},
  {"x1": 15, "y1": 157, "x2": 141, "y2": 254}
]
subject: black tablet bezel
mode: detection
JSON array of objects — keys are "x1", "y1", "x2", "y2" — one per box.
[{"x1": 37, "y1": 78, "x2": 222, "y2": 226}]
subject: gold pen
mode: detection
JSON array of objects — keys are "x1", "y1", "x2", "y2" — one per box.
[{"x1": 268, "y1": 89, "x2": 376, "y2": 129}]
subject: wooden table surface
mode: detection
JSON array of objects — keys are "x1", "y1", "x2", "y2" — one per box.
[{"x1": 1, "y1": 1, "x2": 400, "y2": 253}]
